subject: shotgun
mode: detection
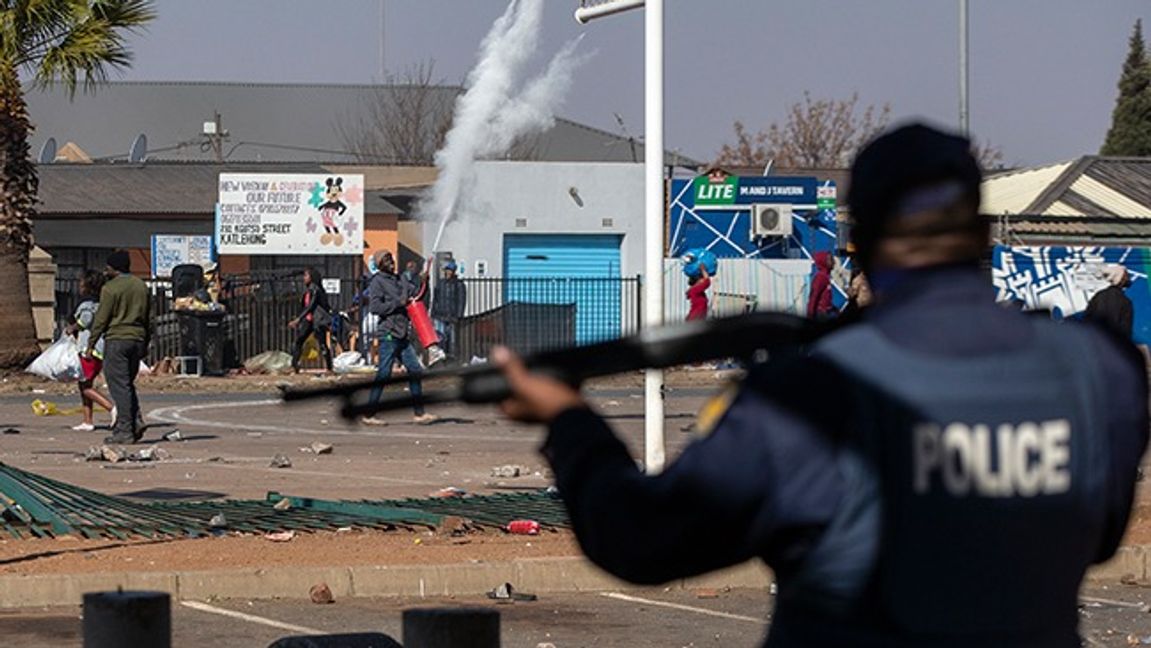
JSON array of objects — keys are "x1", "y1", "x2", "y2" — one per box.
[{"x1": 281, "y1": 311, "x2": 837, "y2": 419}]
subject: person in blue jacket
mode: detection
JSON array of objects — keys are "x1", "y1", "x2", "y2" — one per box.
[{"x1": 491, "y1": 123, "x2": 1149, "y2": 647}]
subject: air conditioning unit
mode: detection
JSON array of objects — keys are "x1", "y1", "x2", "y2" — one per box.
[{"x1": 751, "y1": 203, "x2": 794, "y2": 238}]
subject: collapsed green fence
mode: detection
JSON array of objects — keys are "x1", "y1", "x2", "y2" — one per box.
[{"x1": 0, "y1": 462, "x2": 568, "y2": 540}]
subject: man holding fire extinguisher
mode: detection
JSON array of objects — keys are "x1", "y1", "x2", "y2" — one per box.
[{"x1": 362, "y1": 250, "x2": 438, "y2": 425}]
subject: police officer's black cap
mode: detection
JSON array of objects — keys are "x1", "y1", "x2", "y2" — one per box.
[{"x1": 848, "y1": 123, "x2": 982, "y2": 255}]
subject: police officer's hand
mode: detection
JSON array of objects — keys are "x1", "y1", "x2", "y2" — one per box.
[{"x1": 492, "y1": 346, "x2": 585, "y2": 423}]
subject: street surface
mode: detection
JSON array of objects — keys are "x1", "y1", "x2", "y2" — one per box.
[
  {"x1": 0, "y1": 384, "x2": 710, "y2": 502},
  {"x1": 2, "y1": 586, "x2": 1151, "y2": 647}
]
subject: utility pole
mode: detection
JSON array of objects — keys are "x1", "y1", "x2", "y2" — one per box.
[
  {"x1": 959, "y1": 0, "x2": 969, "y2": 135},
  {"x1": 203, "y1": 112, "x2": 229, "y2": 163},
  {"x1": 380, "y1": 0, "x2": 387, "y2": 79},
  {"x1": 575, "y1": 0, "x2": 665, "y2": 473}
]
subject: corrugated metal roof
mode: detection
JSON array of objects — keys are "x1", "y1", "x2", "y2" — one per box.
[
  {"x1": 1069, "y1": 174, "x2": 1151, "y2": 218},
  {"x1": 24, "y1": 81, "x2": 699, "y2": 167},
  {"x1": 36, "y1": 162, "x2": 404, "y2": 216},
  {"x1": 1042, "y1": 200, "x2": 1081, "y2": 217},
  {"x1": 980, "y1": 162, "x2": 1072, "y2": 214}
]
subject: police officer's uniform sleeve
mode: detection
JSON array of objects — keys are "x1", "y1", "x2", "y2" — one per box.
[
  {"x1": 1086, "y1": 329, "x2": 1150, "y2": 561},
  {"x1": 542, "y1": 366, "x2": 845, "y2": 585}
]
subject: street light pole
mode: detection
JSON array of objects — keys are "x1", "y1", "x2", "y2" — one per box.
[
  {"x1": 642, "y1": 0, "x2": 665, "y2": 473},
  {"x1": 959, "y1": 0, "x2": 969, "y2": 135},
  {"x1": 572, "y1": 0, "x2": 665, "y2": 473}
]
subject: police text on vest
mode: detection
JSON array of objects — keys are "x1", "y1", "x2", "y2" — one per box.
[{"x1": 913, "y1": 420, "x2": 1071, "y2": 496}]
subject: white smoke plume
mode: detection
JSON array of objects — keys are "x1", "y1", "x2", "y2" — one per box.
[{"x1": 427, "y1": 0, "x2": 589, "y2": 251}]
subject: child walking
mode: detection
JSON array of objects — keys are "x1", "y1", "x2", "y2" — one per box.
[{"x1": 69, "y1": 270, "x2": 115, "y2": 431}]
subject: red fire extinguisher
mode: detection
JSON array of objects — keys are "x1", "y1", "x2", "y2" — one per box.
[
  {"x1": 407, "y1": 300, "x2": 439, "y2": 349},
  {"x1": 406, "y1": 272, "x2": 446, "y2": 366}
]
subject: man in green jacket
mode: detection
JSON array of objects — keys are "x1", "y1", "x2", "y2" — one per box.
[{"x1": 85, "y1": 250, "x2": 151, "y2": 444}]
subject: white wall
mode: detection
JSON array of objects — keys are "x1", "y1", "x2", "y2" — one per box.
[{"x1": 426, "y1": 161, "x2": 644, "y2": 278}]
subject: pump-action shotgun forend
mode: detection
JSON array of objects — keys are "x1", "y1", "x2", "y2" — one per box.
[{"x1": 282, "y1": 311, "x2": 836, "y2": 420}]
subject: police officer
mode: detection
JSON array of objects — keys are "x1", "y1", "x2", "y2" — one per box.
[{"x1": 491, "y1": 123, "x2": 1149, "y2": 647}]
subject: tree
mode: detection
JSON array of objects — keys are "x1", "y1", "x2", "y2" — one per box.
[
  {"x1": 337, "y1": 61, "x2": 455, "y2": 165},
  {"x1": 715, "y1": 92, "x2": 891, "y2": 169},
  {"x1": 1101, "y1": 19, "x2": 1151, "y2": 156},
  {"x1": 0, "y1": 0, "x2": 154, "y2": 369},
  {"x1": 337, "y1": 60, "x2": 543, "y2": 165},
  {"x1": 716, "y1": 92, "x2": 1007, "y2": 171}
]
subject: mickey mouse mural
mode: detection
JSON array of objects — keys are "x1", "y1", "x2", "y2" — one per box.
[{"x1": 318, "y1": 177, "x2": 348, "y2": 246}]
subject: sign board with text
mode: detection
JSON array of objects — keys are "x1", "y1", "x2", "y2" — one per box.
[
  {"x1": 691, "y1": 176, "x2": 818, "y2": 210},
  {"x1": 151, "y1": 235, "x2": 215, "y2": 278},
  {"x1": 216, "y1": 173, "x2": 364, "y2": 255}
]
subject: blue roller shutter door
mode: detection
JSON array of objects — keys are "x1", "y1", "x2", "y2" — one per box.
[{"x1": 503, "y1": 234, "x2": 623, "y2": 344}]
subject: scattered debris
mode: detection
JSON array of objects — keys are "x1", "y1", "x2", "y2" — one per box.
[
  {"x1": 102, "y1": 446, "x2": 126, "y2": 463},
  {"x1": 264, "y1": 530, "x2": 295, "y2": 542},
  {"x1": 2, "y1": 428, "x2": 20, "y2": 435},
  {"x1": 487, "y1": 582, "x2": 537, "y2": 602},
  {"x1": 309, "y1": 583, "x2": 335, "y2": 605},
  {"x1": 430, "y1": 487, "x2": 466, "y2": 498},
  {"x1": 300, "y1": 442, "x2": 333, "y2": 455},
  {"x1": 246, "y1": 432, "x2": 263, "y2": 438},
  {"x1": 270, "y1": 454, "x2": 293, "y2": 469},
  {"x1": 131, "y1": 446, "x2": 170, "y2": 462},
  {"x1": 273, "y1": 498, "x2": 293, "y2": 511},
  {"x1": 506, "y1": 519, "x2": 541, "y2": 535},
  {"x1": 695, "y1": 588, "x2": 721, "y2": 599},
  {"x1": 162, "y1": 430, "x2": 183, "y2": 442},
  {"x1": 1122, "y1": 573, "x2": 1139, "y2": 586},
  {"x1": 491, "y1": 465, "x2": 529, "y2": 478},
  {"x1": 1081, "y1": 596, "x2": 1150, "y2": 612},
  {"x1": 208, "y1": 513, "x2": 228, "y2": 529},
  {"x1": 536, "y1": 644, "x2": 557, "y2": 648},
  {"x1": 436, "y1": 516, "x2": 473, "y2": 536},
  {"x1": 1127, "y1": 634, "x2": 1151, "y2": 646}
]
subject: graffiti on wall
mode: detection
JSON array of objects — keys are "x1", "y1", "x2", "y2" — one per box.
[{"x1": 991, "y1": 245, "x2": 1151, "y2": 344}]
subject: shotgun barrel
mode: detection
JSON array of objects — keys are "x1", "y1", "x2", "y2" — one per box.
[{"x1": 282, "y1": 311, "x2": 834, "y2": 419}]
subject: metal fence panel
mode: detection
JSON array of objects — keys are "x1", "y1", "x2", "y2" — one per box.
[{"x1": 663, "y1": 258, "x2": 812, "y2": 320}]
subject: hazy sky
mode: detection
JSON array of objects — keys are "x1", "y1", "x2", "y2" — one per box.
[{"x1": 115, "y1": 0, "x2": 1150, "y2": 167}]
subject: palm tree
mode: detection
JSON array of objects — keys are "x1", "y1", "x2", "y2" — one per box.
[{"x1": 0, "y1": 0, "x2": 154, "y2": 369}]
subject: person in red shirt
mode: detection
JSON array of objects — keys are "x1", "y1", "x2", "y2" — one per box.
[
  {"x1": 686, "y1": 264, "x2": 711, "y2": 321},
  {"x1": 806, "y1": 251, "x2": 835, "y2": 319}
]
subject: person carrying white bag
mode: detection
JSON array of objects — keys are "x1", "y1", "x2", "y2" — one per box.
[
  {"x1": 66, "y1": 271, "x2": 116, "y2": 431},
  {"x1": 26, "y1": 336, "x2": 82, "y2": 382}
]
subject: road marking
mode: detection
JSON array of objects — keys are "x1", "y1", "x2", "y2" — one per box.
[
  {"x1": 600, "y1": 592, "x2": 767, "y2": 624},
  {"x1": 207, "y1": 461, "x2": 443, "y2": 487},
  {"x1": 181, "y1": 600, "x2": 324, "y2": 634},
  {"x1": 149, "y1": 400, "x2": 532, "y2": 442}
]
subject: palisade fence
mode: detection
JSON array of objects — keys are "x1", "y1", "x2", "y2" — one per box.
[
  {"x1": 451, "y1": 276, "x2": 643, "y2": 362},
  {"x1": 53, "y1": 274, "x2": 643, "y2": 370}
]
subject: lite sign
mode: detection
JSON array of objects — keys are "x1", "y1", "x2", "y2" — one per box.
[{"x1": 691, "y1": 176, "x2": 818, "y2": 210}]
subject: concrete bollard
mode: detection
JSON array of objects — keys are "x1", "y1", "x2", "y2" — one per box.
[
  {"x1": 83, "y1": 590, "x2": 171, "y2": 648},
  {"x1": 403, "y1": 608, "x2": 500, "y2": 648}
]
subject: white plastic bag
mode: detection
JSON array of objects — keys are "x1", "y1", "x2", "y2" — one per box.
[
  {"x1": 333, "y1": 350, "x2": 365, "y2": 373},
  {"x1": 26, "y1": 337, "x2": 82, "y2": 382}
]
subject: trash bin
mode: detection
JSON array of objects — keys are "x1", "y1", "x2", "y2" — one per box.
[{"x1": 176, "y1": 310, "x2": 226, "y2": 377}]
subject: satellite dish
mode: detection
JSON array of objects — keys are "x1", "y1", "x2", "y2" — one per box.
[
  {"x1": 128, "y1": 133, "x2": 147, "y2": 163},
  {"x1": 38, "y1": 138, "x2": 57, "y2": 164}
]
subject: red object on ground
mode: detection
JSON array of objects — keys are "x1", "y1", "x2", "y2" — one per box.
[
  {"x1": 506, "y1": 519, "x2": 541, "y2": 535},
  {"x1": 407, "y1": 300, "x2": 440, "y2": 348}
]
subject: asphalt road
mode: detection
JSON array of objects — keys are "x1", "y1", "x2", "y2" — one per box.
[
  {"x1": 0, "y1": 388, "x2": 711, "y2": 503},
  {"x1": 3, "y1": 585, "x2": 1151, "y2": 647}
]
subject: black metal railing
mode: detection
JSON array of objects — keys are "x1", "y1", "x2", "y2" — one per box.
[{"x1": 444, "y1": 276, "x2": 643, "y2": 363}]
